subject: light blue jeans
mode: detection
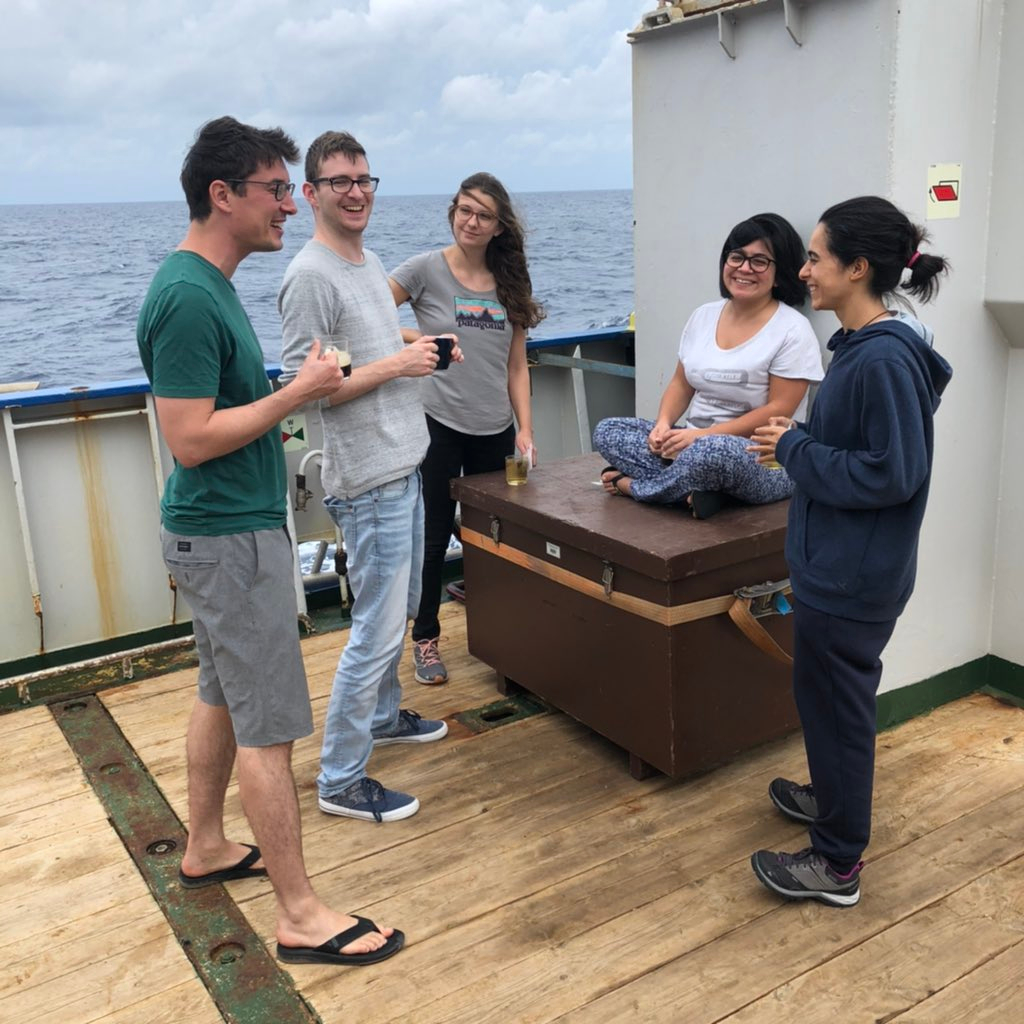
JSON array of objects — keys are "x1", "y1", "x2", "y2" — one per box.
[{"x1": 318, "y1": 471, "x2": 424, "y2": 798}]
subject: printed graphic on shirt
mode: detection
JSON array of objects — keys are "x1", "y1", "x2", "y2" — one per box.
[
  {"x1": 702, "y1": 394, "x2": 752, "y2": 415},
  {"x1": 702, "y1": 368, "x2": 750, "y2": 386},
  {"x1": 454, "y1": 296, "x2": 507, "y2": 332}
]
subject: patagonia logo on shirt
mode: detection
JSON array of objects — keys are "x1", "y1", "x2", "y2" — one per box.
[
  {"x1": 176, "y1": 541, "x2": 192, "y2": 552},
  {"x1": 454, "y1": 296, "x2": 506, "y2": 331}
]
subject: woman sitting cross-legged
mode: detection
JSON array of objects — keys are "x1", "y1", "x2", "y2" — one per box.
[{"x1": 593, "y1": 212, "x2": 824, "y2": 518}]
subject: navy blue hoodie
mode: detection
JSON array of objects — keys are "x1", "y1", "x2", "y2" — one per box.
[{"x1": 775, "y1": 314, "x2": 952, "y2": 622}]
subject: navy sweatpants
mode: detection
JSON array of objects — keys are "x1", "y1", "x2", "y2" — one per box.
[{"x1": 792, "y1": 598, "x2": 897, "y2": 868}]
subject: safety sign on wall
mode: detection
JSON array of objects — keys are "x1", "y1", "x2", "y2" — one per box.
[
  {"x1": 927, "y1": 163, "x2": 961, "y2": 220},
  {"x1": 281, "y1": 414, "x2": 309, "y2": 453}
]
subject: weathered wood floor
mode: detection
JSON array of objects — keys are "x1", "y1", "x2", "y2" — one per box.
[{"x1": 2, "y1": 599, "x2": 1024, "y2": 1023}]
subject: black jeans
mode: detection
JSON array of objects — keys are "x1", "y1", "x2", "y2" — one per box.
[
  {"x1": 793, "y1": 598, "x2": 897, "y2": 868},
  {"x1": 412, "y1": 414, "x2": 516, "y2": 642}
]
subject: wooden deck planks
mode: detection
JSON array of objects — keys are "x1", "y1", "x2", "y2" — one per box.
[
  {"x1": 15, "y1": 601, "x2": 1019, "y2": 1024},
  {"x1": 0, "y1": 706, "x2": 222, "y2": 1024}
]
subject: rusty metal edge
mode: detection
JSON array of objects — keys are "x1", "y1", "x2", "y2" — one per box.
[{"x1": 50, "y1": 694, "x2": 322, "y2": 1024}]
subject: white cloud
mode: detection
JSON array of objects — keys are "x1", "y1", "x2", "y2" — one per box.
[{"x1": 1, "y1": 0, "x2": 649, "y2": 203}]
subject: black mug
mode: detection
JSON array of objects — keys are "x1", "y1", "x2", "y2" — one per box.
[{"x1": 434, "y1": 335, "x2": 453, "y2": 370}]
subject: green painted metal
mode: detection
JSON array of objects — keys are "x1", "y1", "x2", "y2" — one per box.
[
  {"x1": 983, "y1": 654, "x2": 1024, "y2": 704},
  {"x1": 0, "y1": 621, "x2": 194, "y2": 681},
  {"x1": 876, "y1": 655, "x2": 990, "y2": 731},
  {"x1": 452, "y1": 692, "x2": 550, "y2": 734},
  {"x1": 51, "y1": 695, "x2": 322, "y2": 1024},
  {"x1": 1, "y1": 641, "x2": 200, "y2": 712}
]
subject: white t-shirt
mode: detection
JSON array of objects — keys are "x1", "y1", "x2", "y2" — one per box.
[{"x1": 678, "y1": 299, "x2": 823, "y2": 427}]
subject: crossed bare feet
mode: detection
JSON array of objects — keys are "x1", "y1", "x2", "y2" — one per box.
[{"x1": 601, "y1": 467, "x2": 633, "y2": 497}]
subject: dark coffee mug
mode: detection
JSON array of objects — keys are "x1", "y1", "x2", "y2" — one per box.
[{"x1": 434, "y1": 335, "x2": 453, "y2": 370}]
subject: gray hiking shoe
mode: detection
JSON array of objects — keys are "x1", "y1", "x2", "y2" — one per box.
[
  {"x1": 769, "y1": 777, "x2": 818, "y2": 823},
  {"x1": 750, "y1": 847, "x2": 862, "y2": 907},
  {"x1": 413, "y1": 637, "x2": 449, "y2": 685}
]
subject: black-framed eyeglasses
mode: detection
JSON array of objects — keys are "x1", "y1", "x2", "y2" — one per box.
[
  {"x1": 308, "y1": 175, "x2": 380, "y2": 194},
  {"x1": 725, "y1": 250, "x2": 775, "y2": 273},
  {"x1": 224, "y1": 179, "x2": 296, "y2": 201}
]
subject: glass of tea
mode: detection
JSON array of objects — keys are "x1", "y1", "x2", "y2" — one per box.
[{"x1": 505, "y1": 453, "x2": 529, "y2": 485}]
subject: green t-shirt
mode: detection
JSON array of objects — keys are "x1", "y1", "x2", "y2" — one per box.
[{"x1": 137, "y1": 251, "x2": 286, "y2": 536}]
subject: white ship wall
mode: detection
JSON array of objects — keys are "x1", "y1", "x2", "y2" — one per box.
[
  {"x1": 987, "y1": 0, "x2": 1024, "y2": 667},
  {"x1": 631, "y1": 0, "x2": 1020, "y2": 690}
]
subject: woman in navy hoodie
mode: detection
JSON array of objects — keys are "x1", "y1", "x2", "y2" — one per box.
[{"x1": 747, "y1": 196, "x2": 952, "y2": 907}]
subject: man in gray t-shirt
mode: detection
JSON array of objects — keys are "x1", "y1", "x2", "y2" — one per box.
[{"x1": 278, "y1": 130, "x2": 455, "y2": 823}]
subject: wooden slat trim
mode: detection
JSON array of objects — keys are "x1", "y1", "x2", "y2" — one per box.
[{"x1": 461, "y1": 527, "x2": 735, "y2": 627}]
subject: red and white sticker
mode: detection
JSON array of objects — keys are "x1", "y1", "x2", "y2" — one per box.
[{"x1": 927, "y1": 163, "x2": 961, "y2": 220}]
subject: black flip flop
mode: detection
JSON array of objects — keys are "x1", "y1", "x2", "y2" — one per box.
[
  {"x1": 600, "y1": 466, "x2": 628, "y2": 495},
  {"x1": 276, "y1": 916, "x2": 405, "y2": 966},
  {"x1": 178, "y1": 843, "x2": 267, "y2": 888}
]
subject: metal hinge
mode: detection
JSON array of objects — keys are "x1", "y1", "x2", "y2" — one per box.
[
  {"x1": 489, "y1": 515, "x2": 502, "y2": 545},
  {"x1": 602, "y1": 561, "x2": 615, "y2": 597}
]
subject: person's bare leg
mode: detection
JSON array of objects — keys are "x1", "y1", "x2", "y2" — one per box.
[
  {"x1": 235, "y1": 742, "x2": 394, "y2": 954},
  {"x1": 180, "y1": 698, "x2": 264, "y2": 877}
]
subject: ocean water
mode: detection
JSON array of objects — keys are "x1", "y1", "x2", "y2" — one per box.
[{"x1": 0, "y1": 190, "x2": 634, "y2": 390}]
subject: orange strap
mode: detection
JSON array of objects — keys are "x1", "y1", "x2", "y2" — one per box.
[
  {"x1": 461, "y1": 526, "x2": 792, "y2": 664},
  {"x1": 727, "y1": 597, "x2": 794, "y2": 667}
]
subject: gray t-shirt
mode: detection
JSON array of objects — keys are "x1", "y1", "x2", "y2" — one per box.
[
  {"x1": 390, "y1": 249, "x2": 514, "y2": 435},
  {"x1": 278, "y1": 241, "x2": 429, "y2": 500}
]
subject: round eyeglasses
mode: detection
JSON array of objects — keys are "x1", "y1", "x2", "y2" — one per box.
[
  {"x1": 453, "y1": 204, "x2": 500, "y2": 227},
  {"x1": 725, "y1": 250, "x2": 775, "y2": 273}
]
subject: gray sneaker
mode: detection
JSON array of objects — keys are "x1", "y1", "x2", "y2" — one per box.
[
  {"x1": 318, "y1": 777, "x2": 419, "y2": 823},
  {"x1": 769, "y1": 777, "x2": 818, "y2": 823},
  {"x1": 751, "y1": 847, "x2": 862, "y2": 907},
  {"x1": 413, "y1": 637, "x2": 449, "y2": 685}
]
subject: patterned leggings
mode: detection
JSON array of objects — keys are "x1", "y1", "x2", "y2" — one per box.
[{"x1": 592, "y1": 416, "x2": 794, "y2": 506}]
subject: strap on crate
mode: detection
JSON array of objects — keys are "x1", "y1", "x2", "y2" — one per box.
[
  {"x1": 460, "y1": 526, "x2": 793, "y2": 664},
  {"x1": 727, "y1": 580, "x2": 793, "y2": 667}
]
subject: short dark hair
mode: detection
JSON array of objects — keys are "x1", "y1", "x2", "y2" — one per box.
[
  {"x1": 817, "y1": 196, "x2": 949, "y2": 303},
  {"x1": 718, "y1": 213, "x2": 808, "y2": 307},
  {"x1": 304, "y1": 131, "x2": 367, "y2": 184},
  {"x1": 180, "y1": 116, "x2": 299, "y2": 222}
]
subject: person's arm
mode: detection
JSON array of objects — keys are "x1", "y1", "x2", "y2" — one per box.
[
  {"x1": 659, "y1": 375, "x2": 810, "y2": 459},
  {"x1": 155, "y1": 341, "x2": 342, "y2": 468},
  {"x1": 387, "y1": 278, "x2": 421, "y2": 344},
  {"x1": 648, "y1": 362, "x2": 696, "y2": 454},
  {"x1": 280, "y1": 265, "x2": 439, "y2": 407},
  {"x1": 326, "y1": 338, "x2": 439, "y2": 405},
  {"x1": 506, "y1": 325, "x2": 534, "y2": 461},
  {"x1": 769, "y1": 360, "x2": 930, "y2": 509}
]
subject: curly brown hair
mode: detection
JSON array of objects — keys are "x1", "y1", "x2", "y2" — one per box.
[{"x1": 449, "y1": 172, "x2": 546, "y2": 330}]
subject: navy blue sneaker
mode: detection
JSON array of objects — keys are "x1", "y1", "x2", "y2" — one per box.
[
  {"x1": 751, "y1": 847, "x2": 862, "y2": 907},
  {"x1": 372, "y1": 709, "x2": 448, "y2": 746},
  {"x1": 319, "y1": 777, "x2": 419, "y2": 823}
]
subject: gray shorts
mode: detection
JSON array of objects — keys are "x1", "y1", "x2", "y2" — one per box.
[{"x1": 161, "y1": 526, "x2": 313, "y2": 747}]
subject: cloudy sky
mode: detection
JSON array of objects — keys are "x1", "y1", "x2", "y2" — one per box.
[{"x1": 3, "y1": 0, "x2": 650, "y2": 205}]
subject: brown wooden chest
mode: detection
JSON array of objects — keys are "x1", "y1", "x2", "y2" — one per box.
[{"x1": 451, "y1": 453, "x2": 799, "y2": 779}]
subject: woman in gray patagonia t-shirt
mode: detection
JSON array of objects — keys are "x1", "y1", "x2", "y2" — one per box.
[{"x1": 389, "y1": 172, "x2": 545, "y2": 686}]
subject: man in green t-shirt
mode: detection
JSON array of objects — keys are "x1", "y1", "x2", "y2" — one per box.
[{"x1": 136, "y1": 116, "x2": 402, "y2": 967}]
